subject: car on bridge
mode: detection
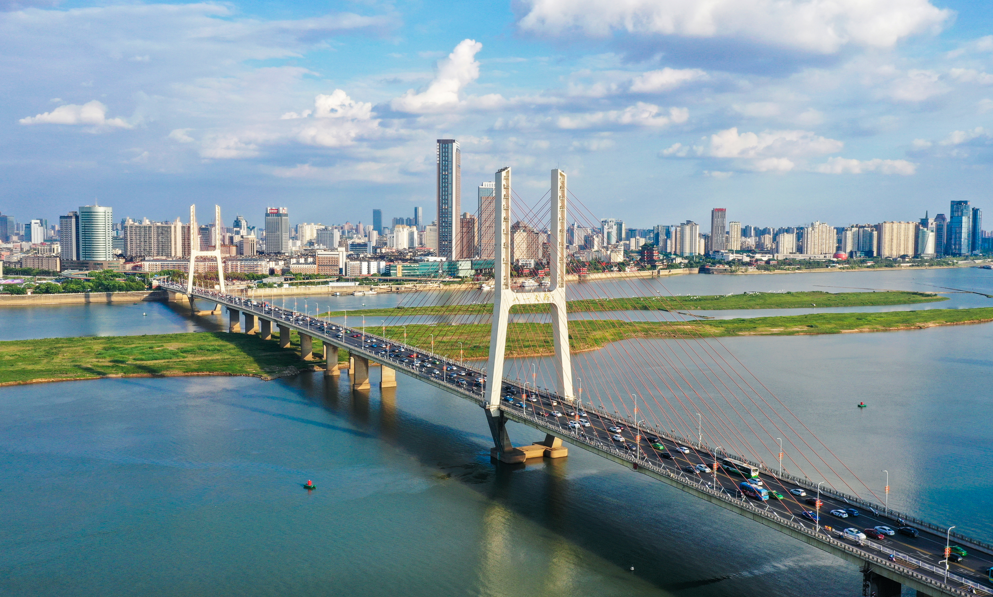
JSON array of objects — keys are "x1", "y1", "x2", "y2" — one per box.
[
  {"x1": 695, "y1": 464, "x2": 712, "y2": 473},
  {"x1": 769, "y1": 490, "x2": 784, "y2": 500},
  {"x1": 805, "y1": 497, "x2": 823, "y2": 508},
  {"x1": 611, "y1": 434, "x2": 625, "y2": 442},
  {"x1": 608, "y1": 426, "x2": 624, "y2": 433},
  {"x1": 578, "y1": 419, "x2": 591, "y2": 427},
  {"x1": 790, "y1": 488, "x2": 806, "y2": 497},
  {"x1": 843, "y1": 528, "x2": 867, "y2": 542},
  {"x1": 674, "y1": 446, "x2": 690, "y2": 454},
  {"x1": 863, "y1": 528, "x2": 886, "y2": 540},
  {"x1": 800, "y1": 510, "x2": 819, "y2": 522},
  {"x1": 844, "y1": 508, "x2": 860, "y2": 517},
  {"x1": 950, "y1": 545, "x2": 967, "y2": 557},
  {"x1": 650, "y1": 441, "x2": 665, "y2": 450},
  {"x1": 897, "y1": 527, "x2": 920, "y2": 538},
  {"x1": 660, "y1": 452, "x2": 672, "y2": 459},
  {"x1": 830, "y1": 509, "x2": 849, "y2": 519},
  {"x1": 874, "y1": 526, "x2": 896, "y2": 536}
]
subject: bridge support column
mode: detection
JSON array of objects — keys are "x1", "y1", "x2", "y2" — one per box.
[
  {"x1": 300, "y1": 334, "x2": 313, "y2": 360},
  {"x1": 228, "y1": 308, "x2": 241, "y2": 333},
  {"x1": 486, "y1": 408, "x2": 527, "y2": 463},
  {"x1": 324, "y1": 344, "x2": 339, "y2": 377},
  {"x1": 863, "y1": 566, "x2": 901, "y2": 597},
  {"x1": 351, "y1": 355, "x2": 371, "y2": 390},
  {"x1": 244, "y1": 313, "x2": 257, "y2": 335},
  {"x1": 278, "y1": 325, "x2": 290, "y2": 348},
  {"x1": 535, "y1": 434, "x2": 568, "y2": 459},
  {"x1": 259, "y1": 318, "x2": 272, "y2": 341},
  {"x1": 380, "y1": 365, "x2": 397, "y2": 388}
]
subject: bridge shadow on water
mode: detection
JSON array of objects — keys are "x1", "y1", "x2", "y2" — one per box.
[{"x1": 263, "y1": 371, "x2": 850, "y2": 597}]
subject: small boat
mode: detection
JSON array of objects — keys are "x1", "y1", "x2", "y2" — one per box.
[
  {"x1": 304, "y1": 480, "x2": 316, "y2": 490},
  {"x1": 857, "y1": 402, "x2": 867, "y2": 409}
]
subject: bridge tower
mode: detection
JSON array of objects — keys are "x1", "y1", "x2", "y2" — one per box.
[
  {"x1": 186, "y1": 204, "x2": 226, "y2": 312},
  {"x1": 484, "y1": 168, "x2": 574, "y2": 463}
]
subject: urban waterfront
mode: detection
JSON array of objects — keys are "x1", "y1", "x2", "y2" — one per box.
[{"x1": 2, "y1": 269, "x2": 992, "y2": 595}]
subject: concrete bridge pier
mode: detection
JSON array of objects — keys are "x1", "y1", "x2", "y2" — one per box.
[
  {"x1": 300, "y1": 334, "x2": 313, "y2": 360},
  {"x1": 380, "y1": 365, "x2": 397, "y2": 388},
  {"x1": 278, "y1": 324, "x2": 290, "y2": 348},
  {"x1": 259, "y1": 318, "x2": 272, "y2": 341},
  {"x1": 485, "y1": 408, "x2": 527, "y2": 463},
  {"x1": 351, "y1": 355, "x2": 371, "y2": 390},
  {"x1": 324, "y1": 344, "x2": 339, "y2": 377},
  {"x1": 228, "y1": 307, "x2": 241, "y2": 333},
  {"x1": 863, "y1": 565, "x2": 902, "y2": 597},
  {"x1": 243, "y1": 313, "x2": 257, "y2": 335}
]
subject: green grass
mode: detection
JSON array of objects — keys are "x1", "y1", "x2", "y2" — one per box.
[
  {"x1": 0, "y1": 331, "x2": 350, "y2": 386},
  {"x1": 319, "y1": 290, "x2": 945, "y2": 318}
]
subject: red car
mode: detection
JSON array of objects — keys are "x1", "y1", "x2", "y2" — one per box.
[
  {"x1": 863, "y1": 528, "x2": 885, "y2": 540},
  {"x1": 351, "y1": 334, "x2": 361, "y2": 338}
]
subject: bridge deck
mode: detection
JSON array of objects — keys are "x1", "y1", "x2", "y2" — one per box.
[{"x1": 162, "y1": 282, "x2": 993, "y2": 597}]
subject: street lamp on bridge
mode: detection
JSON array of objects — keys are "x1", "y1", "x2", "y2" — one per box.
[
  {"x1": 777, "y1": 438, "x2": 783, "y2": 477},
  {"x1": 430, "y1": 333, "x2": 434, "y2": 352},
  {"x1": 944, "y1": 525, "x2": 956, "y2": 584},
  {"x1": 458, "y1": 341, "x2": 464, "y2": 365},
  {"x1": 883, "y1": 470, "x2": 889, "y2": 512},
  {"x1": 816, "y1": 481, "x2": 824, "y2": 534}
]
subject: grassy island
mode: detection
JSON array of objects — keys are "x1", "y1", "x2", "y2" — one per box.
[{"x1": 319, "y1": 290, "x2": 945, "y2": 318}]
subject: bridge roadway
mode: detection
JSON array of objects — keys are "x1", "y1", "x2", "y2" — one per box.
[{"x1": 165, "y1": 282, "x2": 993, "y2": 597}]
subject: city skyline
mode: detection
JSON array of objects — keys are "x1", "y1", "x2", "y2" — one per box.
[{"x1": 2, "y1": 1, "x2": 993, "y2": 227}]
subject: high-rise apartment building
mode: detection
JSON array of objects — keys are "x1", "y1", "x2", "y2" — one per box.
[
  {"x1": 264, "y1": 207, "x2": 290, "y2": 254},
  {"x1": 423, "y1": 222, "x2": 438, "y2": 253},
  {"x1": 459, "y1": 212, "x2": 477, "y2": 260},
  {"x1": 971, "y1": 207, "x2": 982, "y2": 254},
  {"x1": 775, "y1": 231, "x2": 797, "y2": 254},
  {"x1": 600, "y1": 219, "x2": 625, "y2": 245},
  {"x1": 315, "y1": 228, "x2": 340, "y2": 249},
  {"x1": 436, "y1": 139, "x2": 461, "y2": 260},
  {"x1": 710, "y1": 208, "x2": 727, "y2": 253},
  {"x1": 728, "y1": 221, "x2": 741, "y2": 251},
  {"x1": 876, "y1": 221, "x2": 917, "y2": 258},
  {"x1": 26, "y1": 219, "x2": 45, "y2": 243},
  {"x1": 477, "y1": 181, "x2": 495, "y2": 259},
  {"x1": 678, "y1": 221, "x2": 699, "y2": 256},
  {"x1": 803, "y1": 221, "x2": 835, "y2": 254},
  {"x1": 372, "y1": 209, "x2": 382, "y2": 234},
  {"x1": 59, "y1": 212, "x2": 80, "y2": 261},
  {"x1": 947, "y1": 200, "x2": 971, "y2": 256},
  {"x1": 122, "y1": 218, "x2": 185, "y2": 258},
  {"x1": 79, "y1": 204, "x2": 113, "y2": 260}
]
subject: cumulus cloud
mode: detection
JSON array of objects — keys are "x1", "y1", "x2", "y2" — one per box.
[
  {"x1": 168, "y1": 128, "x2": 194, "y2": 143},
  {"x1": 939, "y1": 127, "x2": 990, "y2": 146},
  {"x1": 814, "y1": 157, "x2": 916, "y2": 175},
  {"x1": 19, "y1": 100, "x2": 130, "y2": 129},
  {"x1": 949, "y1": 68, "x2": 993, "y2": 85},
  {"x1": 199, "y1": 134, "x2": 259, "y2": 159},
  {"x1": 660, "y1": 142, "x2": 689, "y2": 157},
  {"x1": 629, "y1": 68, "x2": 708, "y2": 93},
  {"x1": 391, "y1": 39, "x2": 486, "y2": 113},
  {"x1": 280, "y1": 90, "x2": 382, "y2": 148},
  {"x1": 558, "y1": 103, "x2": 688, "y2": 129},
  {"x1": 516, "y1": 0, "x2": 951, "y2": 54},
  {"x1": 704, "y1": 127, "x2": 843, "y2": 159},
  {"x1": 878, "y1": 68, "x2": 947, "y2": 102},
  {"x1": 703, "y1": 170, "x2": 733, "y2": 179},
  {"x1": 571, "y1": 138, "x2": 616, "y2": 151}
]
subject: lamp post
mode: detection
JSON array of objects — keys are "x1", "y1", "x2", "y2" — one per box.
[
  {"x1": 777, "y1": 438, "x2": 783, "y2": 477},
  {"x1": 714, "y1": 446, "x2": 722, "y2": 489},
  {"x1": 945, "y1": 525, "x2": 956, "y2": 583},
  {"x1": 362, "y1": 315, "x2": 365, "y2": 343},
  {"x1": 430, "y1": 333, "x2": 434, "y2": 352},
  {"x1": 458, "y1": 341, "x2": 464, "y2": 365},
  {"x1": 883, "y1": 470, "x2": 889, "y2": 512},
  {"x1": 634, "y1": 394, "x2": 640, "y2": 461},
  {"x1": 816, "y1": 482, "x2": 824, "y2": 534},
  {"x1": 344, "y1": 309, "x2": 347, "y2": 328},
  {"x1": 696, "y1": 412, "x2": 702, "y2": 447},
  {"x1": 403, "y1": 325, "x2": 407, "y2": 344}
]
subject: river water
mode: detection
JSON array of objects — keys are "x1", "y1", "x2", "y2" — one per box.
[{"x1": 1, "y1": 267, "x2": 992, "y2": 596}]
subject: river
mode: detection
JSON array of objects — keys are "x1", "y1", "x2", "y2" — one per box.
[{"x1": 1, "y1": 267, "x2": 991, "y2": 596}]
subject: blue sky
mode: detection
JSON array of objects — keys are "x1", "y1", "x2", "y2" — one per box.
[{"x1": 1, "y1": 0, "x2": 991, "y2": 231}]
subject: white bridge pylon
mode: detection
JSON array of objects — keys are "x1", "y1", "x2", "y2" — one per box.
[
  {"x1": 186, "y1": 204, "x2": 226, "y2": 296},
  {"x1": 484, "y1": 168, "x2": 574, "y2": 462}
]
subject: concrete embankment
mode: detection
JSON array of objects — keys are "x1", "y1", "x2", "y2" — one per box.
[{"x1": 0, "y1": 289, "x2": 181, "y2": 307}]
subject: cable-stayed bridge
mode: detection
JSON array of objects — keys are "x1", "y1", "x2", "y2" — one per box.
[{"x1": 160, "y1": 171, "x2": 993, "y2": 597}]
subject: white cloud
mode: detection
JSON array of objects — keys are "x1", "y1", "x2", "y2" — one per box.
[
  {"x1": 558, "y1": 103, "x2": 688, "y2": 129},
  {"x1": 733, "y1": 102, "x2": 781, "y2": 118},
  {"x1": 660, "y1": 142, "x2": 688, "y2": 157},
  {"x1": 947, "y1": 35, "x2": 993, "y2": 58},
  {"x1": 949, "y1": 68, "x2": 993, "y2": 85},
  {"x1": 282, "y1": 90, "x2": 382, "y2": 148},
  {"x1": 884, "y1": 69, "x2": 947, "y2": 102},
  {"x1": 705, "y1": 127, "x2": 843, "y2": 159},
  {"x1": 752, "y1": 157, "x2": 795, "y2": 172},
  {"x1": 571, "y1": 138, "x2": 615, "y2": 151},
  {"x1": 979, "y1": 99, "x2": 993, "y2": 114},
  {"x1": 814, "y1": 157, "x2": 916, "y2": 175},
  {"x1": 19, "y1": 100, "x2": 130, "y2": 129},
  {"x1": 168, "y1": 128, "x2": 194, "y2": 143},
  {"x1": 199, "y1": 134, "x2": 259, "y2": 159},
  {"x1": 911, "y1": 138, "x2": 932, "y2": 149},
  {"x1": 516, "y1": 0, "x2": 951, "y2": 54},
  {"x1": 939, "y1": 127, "x2": 990, "y2": 146},
  {"x1": 629, "y1": 68, "x2": 707, "y2": 93},
  {"x1": 703, "y1": 170, "x2": 733, "y2": 179},
  {"x1": 391, "y1": 39, "x2": 486, "y2": 113},
  {"x1": 795, "y1": 108, "x2": 825, "y2": 127}
]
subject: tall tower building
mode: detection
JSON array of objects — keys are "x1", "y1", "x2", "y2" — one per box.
[
  {"x1": 59, "y1": 212, "x2": 80, "y2": 261},
  {"x1": 710, "y1": 208, "x2": 727, "y2": 253},
  {"x1": 478, "y1": 181, "x2": 496, "y2": 259},
  {"x1": 372, "y1": 209, "x2": 382, "y2": 234},
  {"x1": 971, "y1": 207, "x2": 982, "y2": 254},
  {"x1": 436, "y1": 139, "x2": 461, "y2": 259},
  {"x1": 264, "y1": 207, "x2": 290, "y2": 254},
  {"x1": 934, "y1": 214, "x2": 947, "y2": 256},
  {"x1": 459, "y1": 212, "x2": 477, "y2": 260},
  {"x1": 414, "y1": 206, "x2": 423, "y2": 228},
  {"x1": 947, "y1": 200, "x2": 971, "y2": 256},
  {"x1": 728, "y1": 221, "x2": 741, "y2": 251},
  {"x1": 27, "y1": 219, "x2": 45, "y2": 243},
  {"x1": 79, "y1": 204, "x2": 113, "y2": 260}
]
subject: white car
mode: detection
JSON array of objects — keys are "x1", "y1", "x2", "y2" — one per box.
[
  {"x1": 843, "y1": 528, "x2": 866, "y2": 542},
  {"x1": 551, "y1": 411, "x2": 563, "y2": 417},
  {"x1": 874, "y1": 526, "x2": 896, "y2": 536},
  {"x1": 579, "y1": 419, "x2": 591, "y2": 427},
  {"x1": 830, "y1": 509, "x2": 849, "y2": 518},
  {"x1": 747, "y1": 477, "x2": 763, "y2": 486},
  {"x1": 612, "y1": 434, "x2": 625, "y2": 442},
  {"x1": 568, "y1": 421, "x2": 581, "y2": 429},
  {"x1": 578, "y1": 410, "x2": 587, "y2": 417},
  {"x1": 790, "y1": 488, "x2": 806, "y2": 497},
  {"x1": 675, "y1": 446, "x2": 690, "y2": 454},
  {"x1": 695, "y1": 464, "x2": 712, "y2": 473},
  {"x1": 608, "y1": 426, "x2": 624, "y2": 433}
]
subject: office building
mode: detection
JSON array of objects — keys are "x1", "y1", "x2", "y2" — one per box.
[
  {"x1": 79, "y1": 204, "x2": 113, "y2": 260},
  {"x1": 947, "y1": 200, "x2": 971, "y2": 256},
  {"x1": 423, "y1": 222, "x2": 438, "y2": 252},
  {"x1": 459, "y1": 212, "x2": 477, "y2": 260},
  {"x1": 26, "y1": 219, "x2": 45, "y2": 243},
  {"x1": 971, "y1": 208, "x2": 982, "y2": 254},
  {"x1": 0, "y1": 214, "x2": 15, "y2": 242},
  {"x1": 601, "y1": 219, "x2": 625, "y2": 246},
  {"x1": 728, "y1": 221, "x2": 741, "y2": 251},
  {"x1": 478, "y1": 181, "x2": 495, "y2": 259},
  {"x1": 315, "y1": 228, "x2": 340, "y2": 249},
  {"x1": 372, "y1": 209, "x2": 382, "y2": 234},
  {"x1": 59, "y1": 212, "x2": 80, "y2": 261},
  {"x1": 933, "y1": 214, "x2": 947, "y2": 256},
  {"x1": 876, "y1": 221, "x2": 917, "y2": 258},
  {"x1": 233, "y1": 215, "x2": 249, "y2": 236},
  {"x1": 237, "y1": 236, "x2": 257, "y2": 256},
  {"x1": 710, "y1": 209, "x2": 727, "y2": 253},
  {"x1": 414, "y1": 206, "x2": 423, "y2": 228},
  {"x1": 264, "y1": 207, "x2": 290, "y2": 254},
  {"x1": 436, "y1": 139, "x2": 461, "y2": 259}
]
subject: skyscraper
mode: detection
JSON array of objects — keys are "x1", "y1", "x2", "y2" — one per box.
[
  {"x1": 414, "y1": 206, "x2": 423, "y2": 228},
  {"x1": 79, "y1": 204, "x2": 113, "y2": 260},
  {"x1": 233, "y1": 215, "x2": 249, "y2": 235},
  {"x1": 372, "y1": 209, "x2": 382, "y2": 234},
  {"x1": 264, "y1": 207, "x2": 290, "y2": 254},
  {"x1": 27, "y1": 219, "x2": 45, "y2": 243},
  {"x1": 478, "y1": 181, "x2": 496, "y2": 259},
  {"x1": 710, "y1": 208, "x2": 727, "y2": 253},
  {"x1": 803, "y1": 221, "x2": 835, "y2": 254},
  {"x1": 459, "y1": 212, "x2": 477, "y2": 260},
  {"x1": 60, "y1": 212, "x2": 80, "y2": 261},
  {"x1": 0, "y1": 214, "x2": 14, "y2": 242},
  {"x1": 934, "y1": 214, "x2": 947, "y2": 256},
  {"x1": 436, "y1": 139, "x2": 461, "y2": 259},
  {"x1": 876, "y1": 221, "x2": 917, "y2": 258},
  {"x1": 947, "y1": 200, "x2": 971, "y2": 256},
  {"x1": 971, "y1": 207, "x2": 982, "y2": 254},
  {"x1": 728, "y1": 221, "x2": 741, "y2": 251}
]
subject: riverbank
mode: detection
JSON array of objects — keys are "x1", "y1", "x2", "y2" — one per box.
[
  {"x1": 319, "y1": 290, "x2": 946, "y2": 318},
  {"x1": 0, "y1": 332, "x2": 345, "y2": 386},
  {"x1": 0, "y1": 289, "x2": 177, "y2": 306}
]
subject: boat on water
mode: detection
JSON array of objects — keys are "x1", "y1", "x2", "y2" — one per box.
[
  {"x1": 857, "y1": 402, "x2": 867, "y2": 409},
  {"x1": 304, "y1": 480, "x2": 316, "y2": 490}
]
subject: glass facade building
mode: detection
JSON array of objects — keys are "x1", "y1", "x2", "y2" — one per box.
[
  {"x1": 436, "y1": 139, "x2": 460, "y2": 259},
  {"x1": 79, "y1": 204, "x2": 113, "y2": 260}
]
